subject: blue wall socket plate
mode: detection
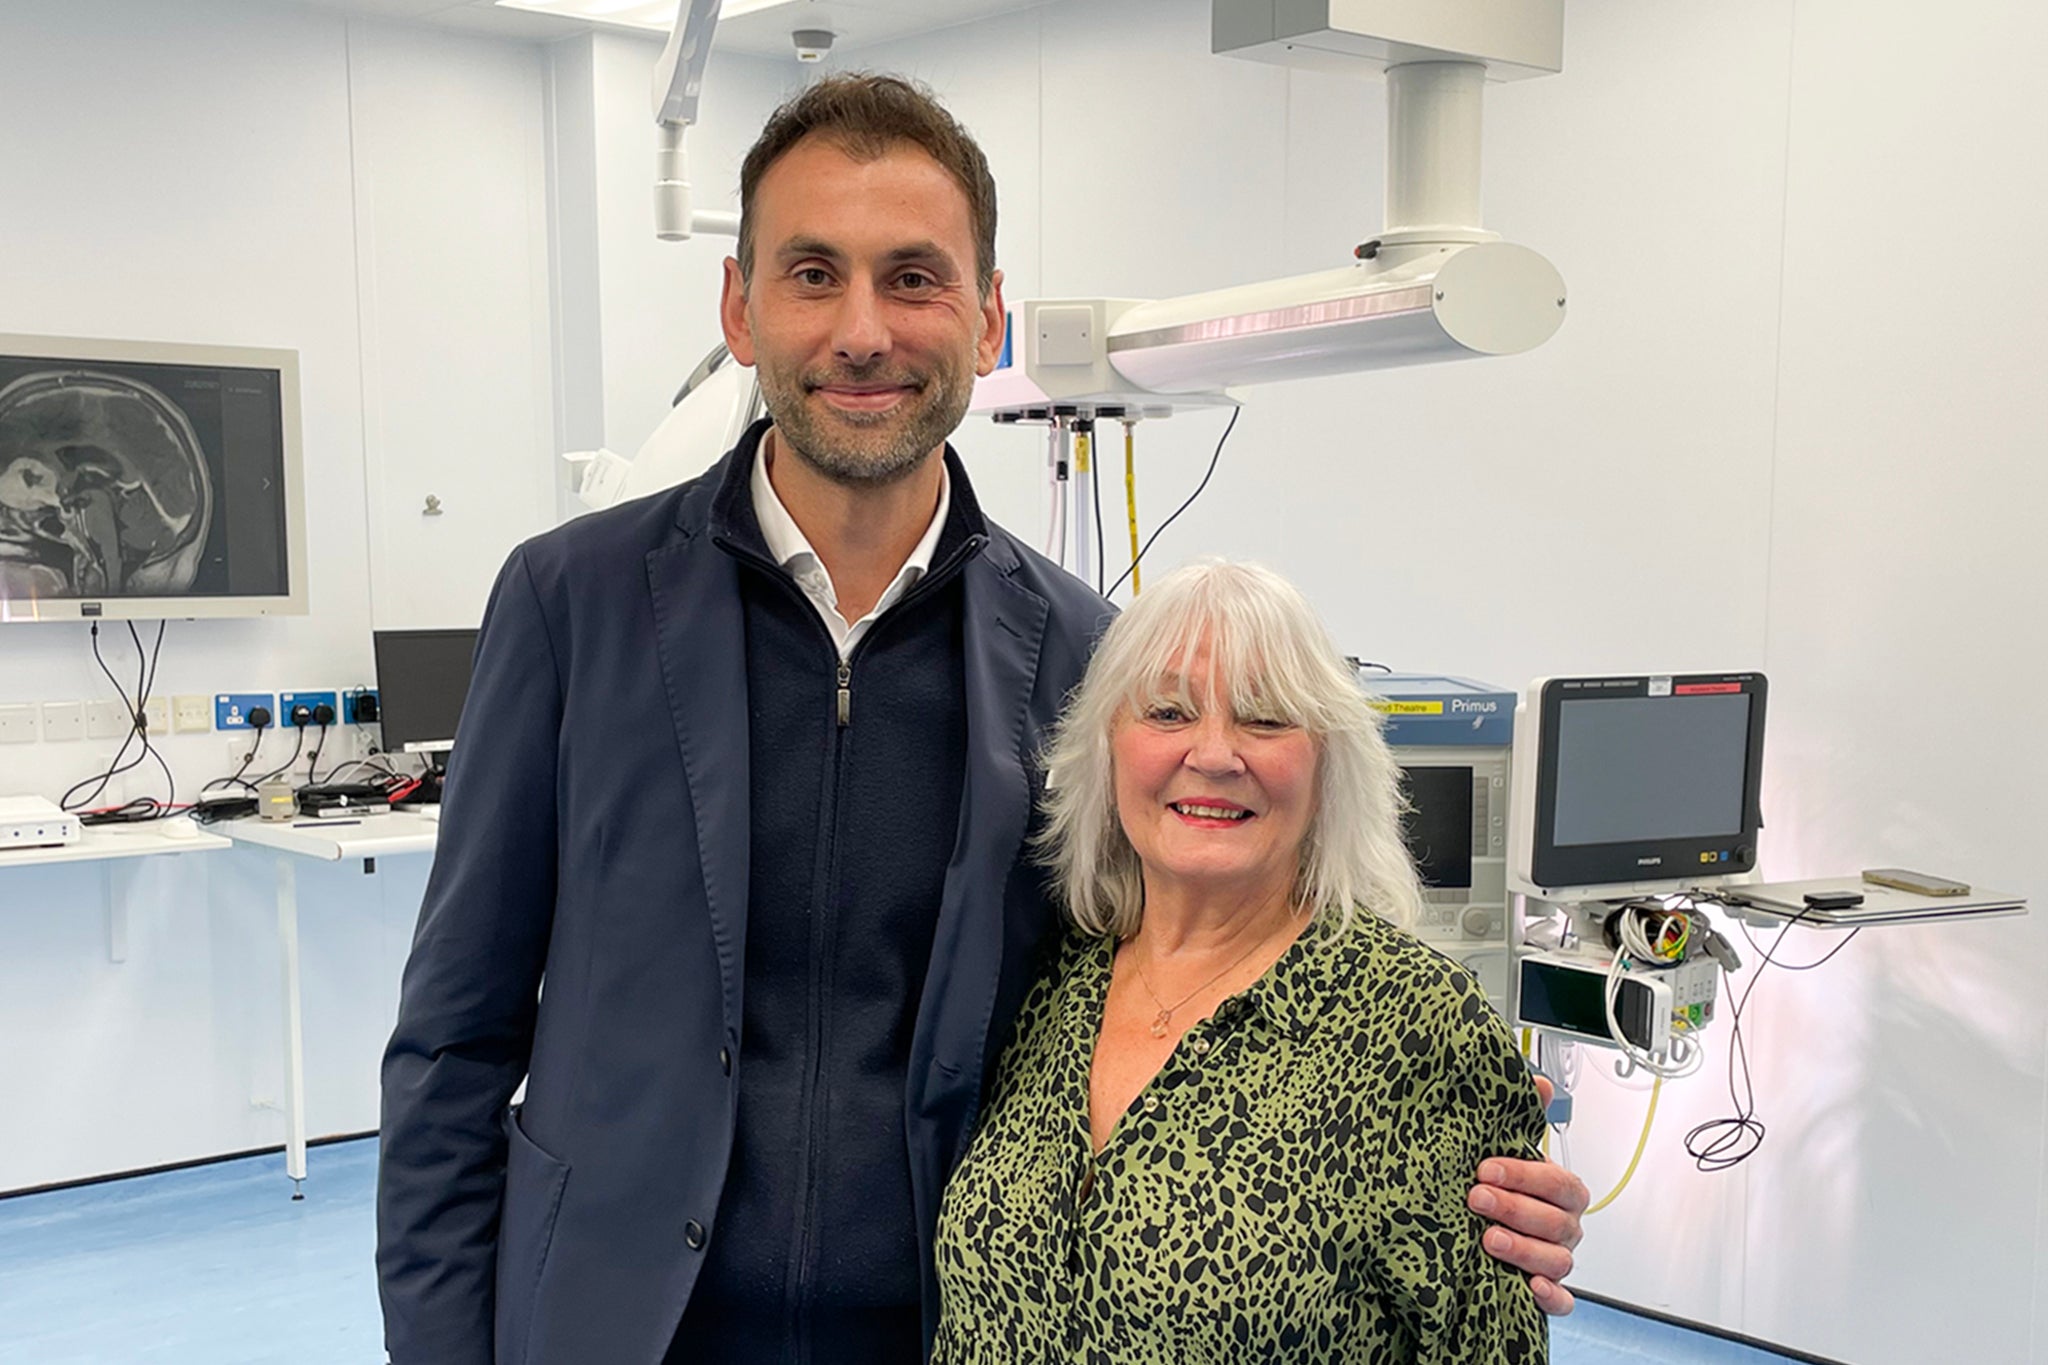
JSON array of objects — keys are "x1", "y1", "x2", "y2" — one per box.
[
  {"x1": 215, "y1": 693, "x2": 277, "y2": 731},
  {"x1": 280, "y1": 691, "x2": 340, "y2": 728},
  {"x1": 345, "y1": 688, "x2": 380, "y2": 725}
]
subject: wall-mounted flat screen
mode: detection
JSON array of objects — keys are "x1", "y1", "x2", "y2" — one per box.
[
  {"x1": 0, "y1": 333, "x2": 307, "y2": 621},
  {"x1": 1520, "y1": 672, "x2": 1768, "y2": 892}
]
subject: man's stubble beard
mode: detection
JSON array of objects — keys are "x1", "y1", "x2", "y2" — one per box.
[{"x1": 757, "y1": 354, "x2": 977, "y2": 488}]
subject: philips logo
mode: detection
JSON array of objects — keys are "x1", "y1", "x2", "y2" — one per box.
[
  {"x1": 1636, "y1": 856, "x2": 1663, "y2": 867},
  {"x1": 1450, "y1": 699, "x2": 1498, "y2": 714}
]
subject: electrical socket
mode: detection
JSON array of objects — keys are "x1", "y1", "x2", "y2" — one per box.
[
  {"x1": 215, "y1": 693, "x2": 276, "y2": 731},
  {"x1": 280, "y1": 690, "x2": 338, "y2": 728},
  {"x1": 143, "y1": 696, "x2": 171, "y2": 736},
  {"x1": 0, "y1": 704, "x2": 36, "y2": 744},
  {"x1": 41, "y1": 702, "x2": 83, "y2": 742},
  {"x1": 173, "y1": 694, "x2": 213, "y2": 733},
  {"x1": 345, "y1": 687, "x2": 380, "y2": 725},
  {"x1": 85, "y1": 700, "x2": 130, "y2": 741}
]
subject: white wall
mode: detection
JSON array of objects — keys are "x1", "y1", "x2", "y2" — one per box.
[
  {"x1": 1746, "y1": 1, "x2": 2048, "y2": 1357},
  {"x1": 854, "y1": 1, "x2": 2048, "y2": 1361},
  {"x1": 351, "y1": 22, "x2": 558, "y2": 630},
  {"x1": 0, "y1": 0, "x2": 554, "y2": 1188}
]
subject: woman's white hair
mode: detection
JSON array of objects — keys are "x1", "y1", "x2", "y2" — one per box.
[{"x1": 1037, "y1": 559, "x2": 1422, "y2": 939}]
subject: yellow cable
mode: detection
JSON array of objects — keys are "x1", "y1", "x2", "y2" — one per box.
[
  {"x1": 1122, "y1": 422, "x2": 1142, "y2": 595},
  {"x1": 1584, "y1": 1077, "x2": 1661, "y2": 1215}
]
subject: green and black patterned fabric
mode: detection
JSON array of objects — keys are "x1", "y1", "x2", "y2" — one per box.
[{"x1": 933, "y1": 914, "x2": 1548, "y2": 1365}]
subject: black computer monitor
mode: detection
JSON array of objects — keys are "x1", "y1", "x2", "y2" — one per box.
[{"x1": 373, "y1": 629, "x2": 478, "y2": 756}]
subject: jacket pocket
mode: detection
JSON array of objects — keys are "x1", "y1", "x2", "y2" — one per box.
[{"x1": 494, "y1": 1106, "x2": 571, "y2": 1365}]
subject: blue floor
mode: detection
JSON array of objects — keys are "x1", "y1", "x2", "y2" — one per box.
[{"x1": 0, "y1": 1138, "x2": 1807, "y2": 1364}]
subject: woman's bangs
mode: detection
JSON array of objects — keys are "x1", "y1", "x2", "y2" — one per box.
[
  {"x1": 1118, "y1": 603, "x2": 1211, "y2": 716},
  {"x1": 1117, "y1": 595, "x2": 1319, "y2": 729},
  {"x1": 1222, "y1": 588, "x2": 1340, "y2": 727}
]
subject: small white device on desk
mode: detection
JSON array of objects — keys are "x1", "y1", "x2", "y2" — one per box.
[{"x1": 0, "y1": 795, "x2": 81, "y2": 851}]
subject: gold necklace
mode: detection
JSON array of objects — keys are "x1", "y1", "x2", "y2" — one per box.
[{"x1": 1126, "y1": 920, "x2": 1290, "y2": 1039}]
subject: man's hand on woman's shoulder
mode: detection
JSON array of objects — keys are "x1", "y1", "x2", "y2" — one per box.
[{"x1": 1466, "y1": 1074, "x2": 1589, "y2": 1316}]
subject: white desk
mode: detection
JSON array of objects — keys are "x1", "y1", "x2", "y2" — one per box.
[
  {"x1": 0, "y1": 823, "x2": 232, "y2": 960},
  {"x1": 0, "y1": 822, "x2": 231, "y2": 871},
  {"x1": 223, "y1": 810, "x2": 440, "y2": 862},
  {"x1": 219, "y1": 812, "x2": 440, "y2": 1196}
]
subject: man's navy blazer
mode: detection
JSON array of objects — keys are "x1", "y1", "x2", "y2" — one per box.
[{"x1": 376, "y1": 427, "x2": 1108, "y2": 1365}]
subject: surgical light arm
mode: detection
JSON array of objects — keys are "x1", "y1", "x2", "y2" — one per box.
[
  {"x1": 973, "y1": 4, "x2": 1569, "y2": 419},
  {"x1": 653, "y1": 0, "x2": 740, "y2": 240}
]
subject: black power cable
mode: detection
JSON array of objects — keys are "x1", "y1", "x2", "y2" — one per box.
[
  {"x1": 1683, "y1": 904, "x2": 1863, "y2": 1171},
  {"x1": 249, "y1": 725, "x2": 308, "y2": 787},
  {"x1": 1081, "y1": 420, "x2": 1106, "y2": 596},
  {"x1": 304, "y1": 721, "x2": 333, "y2": 786},
  {"x1": 1106, "y1": 406, "x2": 1240, "y2": 602},
  {"x1": 62, "y1": 621, "x2": 178, "y2": 822},
  {"x1": 204, "y1": 707, "x2": 274, "y2": 794}
]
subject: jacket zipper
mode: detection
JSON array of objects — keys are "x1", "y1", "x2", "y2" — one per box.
[{"x1": 711, "y1": 528, "x2": 986, "y2": 1356}]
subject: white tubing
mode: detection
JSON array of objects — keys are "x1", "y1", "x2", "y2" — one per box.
[{"x1": 1043, "y1": 424, "x2": 1062, "y2": 559}]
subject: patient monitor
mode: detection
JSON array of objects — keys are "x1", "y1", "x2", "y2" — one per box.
[
  {"x1": 1508, "y1": 672, "x2": 1768, "y2": 902},
  {"x1": 1504, "y1": 672, "x2": 1766, "y2": 1073}
]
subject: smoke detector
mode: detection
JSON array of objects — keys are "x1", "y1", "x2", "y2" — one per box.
[{"x1": 791, "y1": 27, "x2": 835, "y2": 62}]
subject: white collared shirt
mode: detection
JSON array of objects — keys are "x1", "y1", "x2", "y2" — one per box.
[{"x1": 750, "y1": 433, "x2": 952, "y2": 660}]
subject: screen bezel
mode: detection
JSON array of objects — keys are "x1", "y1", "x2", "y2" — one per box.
[
  {"x1": 1528, "y1": 673, "x2": 1767, "y2": 890},
  {"x1": 0, "y1": 331, "x2": 309, "y2": 623}
]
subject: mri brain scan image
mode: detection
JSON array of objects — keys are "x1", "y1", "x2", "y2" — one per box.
[{"x1": 0, "y1": 370, "x2": 214, "y2": 599}]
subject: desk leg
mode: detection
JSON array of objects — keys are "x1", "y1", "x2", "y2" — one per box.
[
  {"x1": 276, "y1": 855, "x2": 307, "y2": 1200},
  {"x1": 104, "y1": 862, "x2": 128, "y2": 964}
]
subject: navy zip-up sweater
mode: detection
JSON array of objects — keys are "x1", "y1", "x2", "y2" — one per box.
[{"x1": 673, "y1": 447, "x2": 982, "y2": 1362}]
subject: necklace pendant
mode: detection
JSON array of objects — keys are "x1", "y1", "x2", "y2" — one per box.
[{"x1": 1149, "y1": 1009, "x2": 1171, "y2": 1038}]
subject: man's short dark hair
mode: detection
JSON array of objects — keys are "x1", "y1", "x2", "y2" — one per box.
[{"x1": 737, "y1": 73, "x2": 998, "y2": 300}]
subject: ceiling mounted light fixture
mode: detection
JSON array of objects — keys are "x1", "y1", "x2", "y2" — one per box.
[{"x1": 493, "y1": 0, "x2": 798, "y2": 34}]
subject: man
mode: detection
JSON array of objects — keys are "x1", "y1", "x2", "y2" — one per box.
[{"x1": 377, "y1": 74, "x2": 1586, "y2": 1365}]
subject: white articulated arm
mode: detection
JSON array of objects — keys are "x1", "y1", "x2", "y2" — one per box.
[{"x1": 652, "y1": 0, "x2": 738, "y2": 241}]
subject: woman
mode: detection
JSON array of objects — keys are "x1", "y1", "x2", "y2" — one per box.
[{"x1": 934, "y1": 561, "x2": 1547, "y2": 1363}]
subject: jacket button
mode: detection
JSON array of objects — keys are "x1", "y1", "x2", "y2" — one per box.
[
  {"x1": 718, "y1": 1047, "x2": 732, "y2": 1075},
  {"x1": 684, "y1": 1220, "x2": 706, "y2": 1250}
]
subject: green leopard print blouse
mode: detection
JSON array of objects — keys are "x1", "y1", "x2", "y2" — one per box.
[{"x1": 933, "y1": 914, "x2": 1549, "y2": 1364}]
